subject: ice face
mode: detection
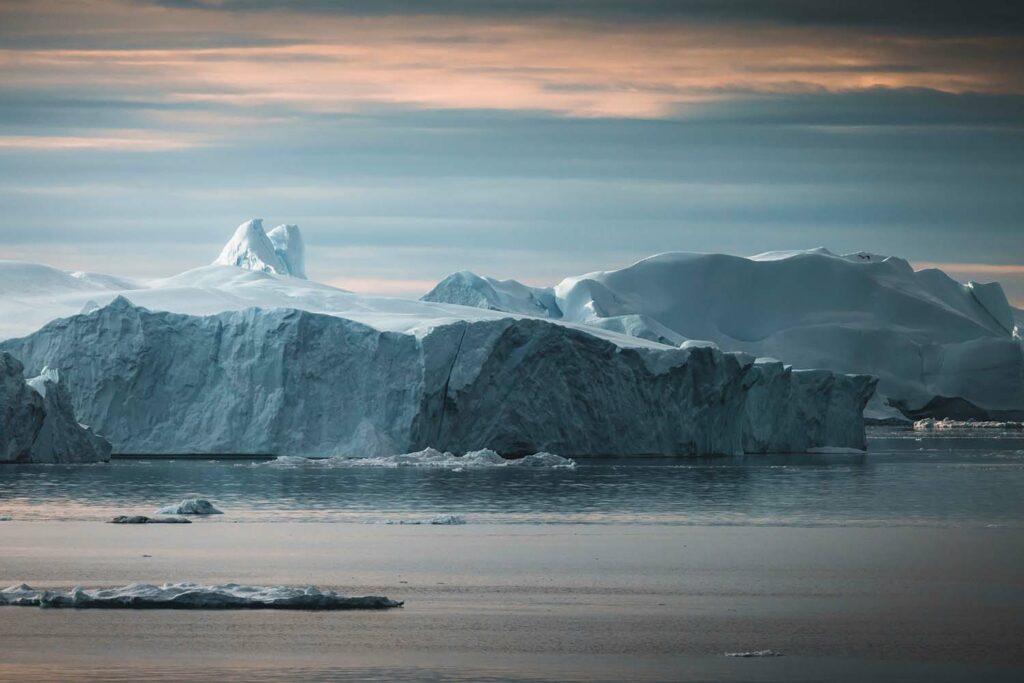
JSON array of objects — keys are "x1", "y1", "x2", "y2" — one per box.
[
  {"x1": 1, "y1": 352, "x2": 110, "y2": 464},
  {"x1": 1, "y1": 299, "x2": 875, "y2": 457}
]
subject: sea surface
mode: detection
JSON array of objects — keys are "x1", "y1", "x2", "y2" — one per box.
[{"x1": 3, "y1": 427, "x2": 1023, "y2": 527}]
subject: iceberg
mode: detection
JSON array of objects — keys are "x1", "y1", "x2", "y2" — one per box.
[
  {"x1": 1, "y1": 352, "x2": 111, "y2": 463},
  {"x1": 213, "y1": 218, "x2": 307, "y2": 279},
  {"x1": 422, "y1": 271, "x2": 560, "y2": 317},
  {"x1": 155, "y1": 498, "x2": 223, "y2": 515},
  {"x1": 2, "y1": 299, "x2": 874, "y2": 456},
  {"x1": 0, "y1": 582, "x2": 402, "y2": 610},
  {"x1": 423, "y1": 249, "x2": 1024, "y2": 422}
]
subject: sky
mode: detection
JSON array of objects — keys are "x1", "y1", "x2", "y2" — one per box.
[{"x1": 0, "y1": 0, "x2": 1022, "y2": 303}]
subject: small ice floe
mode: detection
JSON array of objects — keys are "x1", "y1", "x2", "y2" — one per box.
[
  {"x1": 155, "y1": 497, "x2": 223, "y2": 515},
  {"x1": 385, "y1": 514, "x2": 467, "y2": 526},
  {"x1": 0, "y1": 582, "x2": 403, "y2": 610},
  {"x1": 261, "y1": 448, "x2": 575, "y2": 470},
  {"x1": 109, "y1": 515, "x2": 191, "y2": 524},
  {"x1": 724, "y1": 650, "x2": 783, "y2": 658},
  {"x1": 0, "y1": 516, "x2": 11, "y2": 522},
  {"x1": 914, "y1": 418, "x2": 1024, "y2": 431}
]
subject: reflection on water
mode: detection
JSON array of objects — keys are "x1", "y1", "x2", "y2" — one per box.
[{"x1": 1, "y1": 428, "x2": 1022, "y2": 526}]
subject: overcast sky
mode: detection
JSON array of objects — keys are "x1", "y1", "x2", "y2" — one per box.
[{"x1": 1, "y1": 0, "x2": 1022, "y2": 302}]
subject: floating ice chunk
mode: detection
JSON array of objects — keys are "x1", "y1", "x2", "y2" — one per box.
[
  {"x1": 386, "y1": 514, "x2": 467, "y2": 525},
  {"x1": 109, "y1": 515, "x2": 192, "y2": 524},
  {"x1": 0, "y1": 582, "x2": 403, "y2": 610},
  {"x1": 724, "y1": 650, "x2": 783, "y2": 658},
  {"x1": 261, "y1": 448, "x2": 576, "y2": 470},
  {"x1": 914, "y1": 418, "x2": 1024, "y2": 431},
  {"x1": 155, "y1": 498, "x2": 223, "y2": 515},
  {"x1": 805, "y1": 446, "x2": 866, "y2": 454}
]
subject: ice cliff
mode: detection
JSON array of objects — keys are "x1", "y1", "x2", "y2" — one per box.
[
  {"x1": 423, "y1": 250, "x2": 1024, "y2": 421},
  {"x1": 213, "y1": 218, "x2": 307, "y2": 279},
  {"x1": 1, "y1": 298, "x2": 874, "y2": 457},
  {"x1": 0, "y1": 352, "x2": 111, "y2": 463}
]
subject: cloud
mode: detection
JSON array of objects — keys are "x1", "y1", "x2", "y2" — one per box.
[
  {"x1": 0, "y1": 131, "x2": 207, "y2": 151},
  {"x1": 143, "y1": 1, "x2": 1024, "y2": 36}
]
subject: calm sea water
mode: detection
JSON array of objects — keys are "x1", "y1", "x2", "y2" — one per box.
[{"x1": 2, "y1": 428, "x2": 1023, "y2": 526}]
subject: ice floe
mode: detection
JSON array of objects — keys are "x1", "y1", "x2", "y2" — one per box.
[
  {"x1": 261, "y1": 448, "x2": 576, "y2": 470},
  {"x1": 914, "y1": 418, "x2": 1024, "y2": 431},
  {"x1": 0, "y1": 582, "x2": 402, "y2": 610},
  {"x1": 385, "y1": 514, "x2": 467, "y2": 525},
  {"x1": 109, "y1": 515, "x2": 191, "y2": 524}
]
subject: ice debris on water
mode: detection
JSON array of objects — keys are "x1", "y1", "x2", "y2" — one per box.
[
  {"x1": 913, "y1": 418, "x2": 1023, "y2": 431},
  {"x1": 155, "y1": 498, "x2": 223, "y2": 515},
  {"x1": 723, "y1": 650, "x2": 783, "y2": 658},
  {"x1": 109, "y1": 515, "x2": 191, "y2": 524},
  {"x1": 262, "y1": 448, "x2": 576, "y2": 470},
  {"x1": 385, "y1": 514, "x2": 467, "y2": 525},
  {"x1": 0, "y1": 582, "x2": 403, "y2": 610}
]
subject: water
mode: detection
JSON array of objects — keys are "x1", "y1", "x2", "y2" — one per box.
[{"x1": 2, "y1": 428, "x2": 1023, "y2": 527}]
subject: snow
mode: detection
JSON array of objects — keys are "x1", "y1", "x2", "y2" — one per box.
[
  {"x1": 0, "y1": 582, "x2": 403, "y2": 610},
  {"x1": 1, "y1": 352, "x2": 110, "y2": 464},
  {"x1": 423, "y1": 249, "x2": 1024, "y2": 420},
  {"x1": 155, "y1": 498, "x2": 223, "y2": 515}
]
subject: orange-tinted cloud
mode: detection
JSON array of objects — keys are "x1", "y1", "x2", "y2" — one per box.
[{"x1": 2, "y1": 1, "x2": 1023, "y2": 119}]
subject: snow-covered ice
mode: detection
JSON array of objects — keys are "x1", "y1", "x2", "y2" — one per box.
[
  {"x1": 0, "y1": 582, "x2": 402, "y2": 609},
  {"x1": 155, "y1": 498, "x2": 223, "y2": 515},
  {"x1": 424, "y1": 249, "x2": 1024, "y2": 422}
]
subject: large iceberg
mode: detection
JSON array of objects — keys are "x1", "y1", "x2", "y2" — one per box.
[
  {"x1": 0, "y1": 298, "x2": 873, "y2": 456},
  {"x1": 423, "y1": 249, "x2": 1024, "y2": 421},
  {"x1": 0, "y1": 352, "x2": 110, "y2": 463},
  {"x1": 0, "y1": 582, "x2": 402, "y2": 610}
]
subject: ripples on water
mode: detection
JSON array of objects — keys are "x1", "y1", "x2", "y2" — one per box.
[{"x1": 1, "y1": 428, "x2": 1022, "y2": 526}]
